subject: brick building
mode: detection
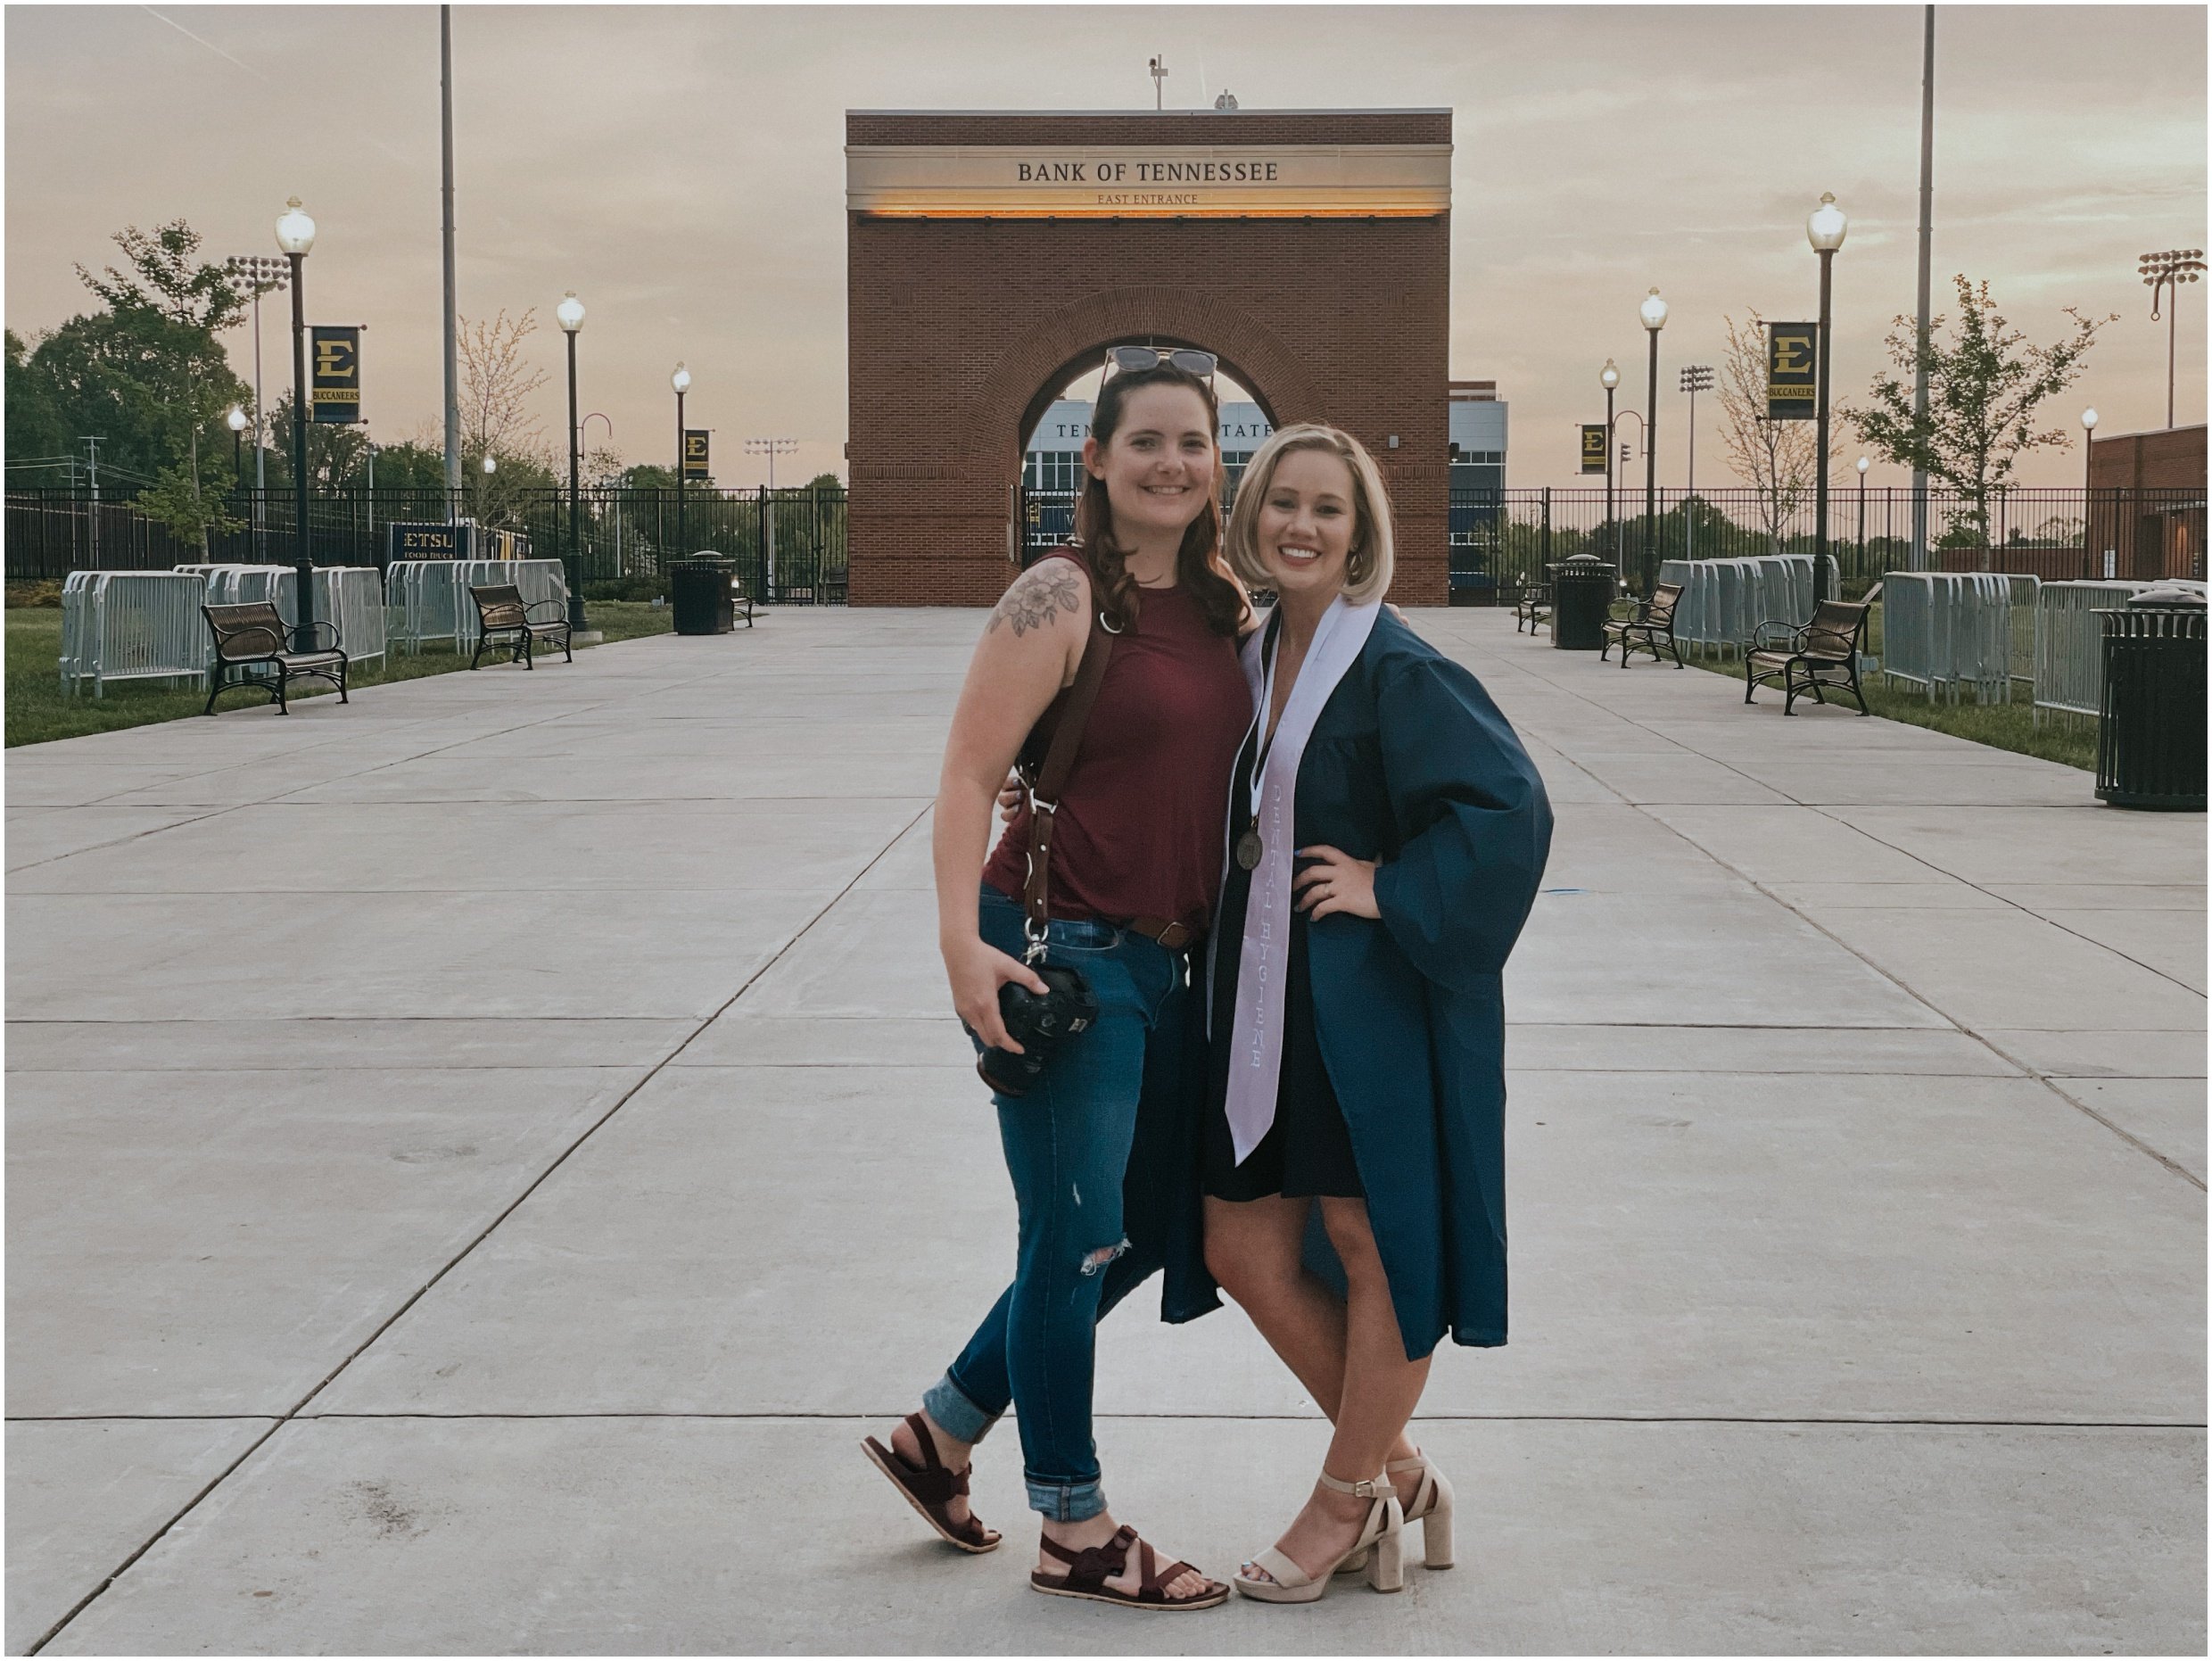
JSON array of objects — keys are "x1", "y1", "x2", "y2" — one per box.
[
  {"x1": 845, "y1": 109, "x2": 1452, "y2": 606},
  {"x1": 2088, "y1": 423, "x2": 2207, "y2": 581}
]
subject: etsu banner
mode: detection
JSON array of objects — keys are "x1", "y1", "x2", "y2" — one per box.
[
  {"x1": 1581, "y1": 425, "x2": 1607, "y2": 475},
  {"x1": 682, "y1": 430, "x2": 711, "y2": 481},
  {"x1": 1766, "y1": 322, "x2": 1818, "y2": 421},
  {"x1": 310, "y1": 326, "x2": 361, "y2": 425}
]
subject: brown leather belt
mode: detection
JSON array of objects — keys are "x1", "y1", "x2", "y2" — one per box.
[{"x1": 1127, "y1": 916, "x2": 1201, "y2": 953}]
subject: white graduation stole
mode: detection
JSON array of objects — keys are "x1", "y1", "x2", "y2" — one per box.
[{"x1": 1220, "y1": 595, "x2": 1381, "y2": 1165}]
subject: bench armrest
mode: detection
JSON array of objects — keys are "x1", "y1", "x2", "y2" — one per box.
[
  {"x1": 524, "y1": 599, "x2": 569, "y2": 622},
  {"x1": 1749, "y1": 617, "x2": 1803, "y2": 650}
]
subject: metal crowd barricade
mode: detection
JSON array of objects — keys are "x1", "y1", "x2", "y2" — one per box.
[
  {"x1": 386, "y1": 558, "x2": 569, "y2": 657},
  {"x1": 2034, "y1": 580, "x2": 2154, "y2": 724},
  {"x1": 1881, "y1": 573, "x2": 1936, "y2": 697},
  {"x1": 59, "y1": 571, "x2": 212, "y2": 698},
  {"x1": 186, "y1": 566, "x2": 388, "y2": 668},
  {"x1": 1878, "y1": 572, "x2": 2031, "y2": 703},
  {"x1": 385, "y1": 560, "x2": 466, "y2": 654},
  {"x1": 452, "y1": 558, "x2": 566, "y2": 657},
  {"x1": 2001, "y1": 574, "x2": 2042, "y2": 690},
  {"x1": 1652, "y1": 555, "x2": 1837, "y2": 657}
]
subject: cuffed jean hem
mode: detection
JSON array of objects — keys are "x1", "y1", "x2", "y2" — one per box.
[
  {"x1": 921, "y1": 1373, "x2": 1001, "y2": 1447},
  {"x1": 1026, "y1": 1476, "x2": 1108, "y2": 1523}
]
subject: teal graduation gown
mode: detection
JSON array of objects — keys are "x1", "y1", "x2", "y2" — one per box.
[{"x1": 1177, "y1": 608, "x2": 1554, "y2": 1359}]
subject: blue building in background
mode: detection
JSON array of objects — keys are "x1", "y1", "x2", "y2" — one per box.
[{"x1": 1447, "y1": 380, "x2": 1509, "y2": 596}]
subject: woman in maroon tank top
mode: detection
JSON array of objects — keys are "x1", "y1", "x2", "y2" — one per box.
[{"x1": 862, "y1": 356, "x2": 1251, "y2": 1610}]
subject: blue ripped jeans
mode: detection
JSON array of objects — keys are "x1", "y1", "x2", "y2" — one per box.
[{"x1": 923, "y1": 883, "x2": 1190, "y2": 1522}]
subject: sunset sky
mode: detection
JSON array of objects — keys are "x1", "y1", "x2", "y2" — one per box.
[{"x1": 6, "y1": 4, "x2": 2205, "y2": 490}]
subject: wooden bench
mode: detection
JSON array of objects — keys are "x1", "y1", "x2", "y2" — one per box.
[
  {"x1": 468, "y1": 584, "x2": 573, "y2": 670},
  {"x1": 1601, "y1": 581, "x2": 1686, "y2": 668},
  {"x1": 1745, "y1": 599, "x2": 1871, "y2": 715},
  {"x1": 201, "y1": 601, "x2": 349, "y2": 716}
]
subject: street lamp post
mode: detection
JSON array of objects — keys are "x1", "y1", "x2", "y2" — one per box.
[
  {"x1": 2081, "y1": 407, "x2": 2100, "y2": 578},
  {"x1": 1807, "y1": 192, "x2": 1849, "y2": 607},
  {"x1": 672, "y1": 362, "x2": 691, "y2": 560},
  {"x1": 1680, "y1": 364, "x2": 1713, "y2": 562},
  {"x1": 1855, "y1": 455, "x2": 1869, "y2": 578},
  {"x1": 275, "y1": 197, "x2": 317, "y2": 651},
  {"x1": 1639, "y1": 288, "x2": 1668, "y2": 598},
  {"x1": 1600, "y1": 358, "x2": 1620, "y2": 574},
  {"x1": 557, "y1": 293, "x2": 588, "y2": 629},
  {"x1": 227, "y1": 404, "x2": 248, "y2": 550},
  {"x1": 2138, "y1": 250, "x2": 2206, "y2": 430}
]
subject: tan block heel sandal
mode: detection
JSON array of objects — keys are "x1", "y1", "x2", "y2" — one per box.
[
  {"x1": 1233, "y1": 1470, "x2": 1405, "y2": 1603},
  {"x1": 1337, "y1": 1448, "x2": 1456, "y2": 1575}
]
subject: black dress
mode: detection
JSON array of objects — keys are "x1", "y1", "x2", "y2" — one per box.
[{"x1": 1202, "y1": 723, "x2": 1366, "y2": 1202}]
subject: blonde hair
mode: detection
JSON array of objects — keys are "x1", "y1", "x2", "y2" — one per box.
[{"x1": 1222, "y1": 423, "x2": 1396, "y2": 604}]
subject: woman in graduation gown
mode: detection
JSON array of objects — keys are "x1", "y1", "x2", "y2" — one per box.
[{"x1": 1190, "y1": 423, "x2": 1554, "y2": 1603}]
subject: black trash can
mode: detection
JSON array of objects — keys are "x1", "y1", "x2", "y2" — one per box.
[
  {"x1": 1550, "y1": 555, "x2": 1617, "y2": 651},
  {"x1": 2095, "y1": 588, "x2": 2206, "y2": 810},
  {"x1": 670, "y1": 558, "x2": 736, "y2": 636}
]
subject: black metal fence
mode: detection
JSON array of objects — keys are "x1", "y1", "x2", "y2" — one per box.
[
  {"x1": 5, "y1": 483, "x2": 852, "y2": 604},
  {"x1": 12, "y1": 482, "x2": 2201, "y2": 602},
  {"x1": 1435, "y1": 485, "x2": 2205, "y2": 600},
  {"x1": 1018, "y1": 483, "x2": 2207, "y2": 599}
]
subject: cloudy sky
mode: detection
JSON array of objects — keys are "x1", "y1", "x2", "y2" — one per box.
[{"x1": 6, "y1": 4, "x2": 2204, "y2": 489}]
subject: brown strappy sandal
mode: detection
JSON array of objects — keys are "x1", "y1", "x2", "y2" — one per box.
[
  {"x1": 1029, "y1": 1523, "x2": 1229, "y2": 1611},
  {"x1": 861, "y1": 1413, "x2": 1001, "y2": 1553}
]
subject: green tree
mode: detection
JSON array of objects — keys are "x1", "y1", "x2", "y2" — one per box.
[
  {"x1": 11, "y1": 310, "x2": 235, "y2": 494},
  {"x1": 366, "y1": 441, "x2": 450, "y2": 496},
  {"x1": 1847, "y1": 274, "x2": 2113, "y2": 549},
  {"x1": 4, "y1": 328, "x2": 71, "y2": 484},
  {"x1": 261, "y1": 391, "x2": 367, "y2": 489},
  {"x1": 69, "y1": 220, "x2": 249, "y2": 550}
]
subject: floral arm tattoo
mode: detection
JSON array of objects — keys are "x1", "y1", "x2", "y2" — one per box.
[{"x1": 988, "y1": 562, "x2": 1083, "y2": 637}]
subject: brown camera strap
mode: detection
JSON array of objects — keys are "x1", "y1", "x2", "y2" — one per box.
[{"x1": 1020, "y1": 616, "x2": 1113, "y2": 957}]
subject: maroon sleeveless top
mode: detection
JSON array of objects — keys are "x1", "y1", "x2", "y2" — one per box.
[{"x1": 981, "y1": 551, "x2": 1250, "y2": 934}]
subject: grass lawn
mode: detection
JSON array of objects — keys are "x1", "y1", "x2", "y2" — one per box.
[
  {"x1": 5, "y1": 599, "x2": 674, "y2": 748},
  {"x1": 1668, "y1": 601, "x2": 2095, "y2": 772}
]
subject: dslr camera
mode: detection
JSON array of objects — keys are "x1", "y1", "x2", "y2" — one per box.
[{"x1": 976, "y1": 963, "x2": 1099, "y2": 1097}]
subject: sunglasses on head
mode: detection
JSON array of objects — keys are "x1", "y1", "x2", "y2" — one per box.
[{"x1": 1102, "y1": 345, "x2": 1217, "y2": 382}]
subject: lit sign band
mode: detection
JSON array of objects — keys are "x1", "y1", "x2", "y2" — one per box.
[{"x1": 847, "y1": 144, "x2": 1451, "y2": 219}]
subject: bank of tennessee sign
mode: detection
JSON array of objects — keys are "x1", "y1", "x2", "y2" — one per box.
[{"x1": 846, "y1": 145, "x2": 1450, "y2": 219}]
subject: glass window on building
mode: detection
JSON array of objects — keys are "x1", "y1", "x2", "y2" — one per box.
[{"x1": 1023, "y1": 450, "x2": 1085, "y2": 493}]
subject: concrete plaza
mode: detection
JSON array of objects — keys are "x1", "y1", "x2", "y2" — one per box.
[{"x1": 6, "y1": 607, "x2": 2203, "y2": 1655}]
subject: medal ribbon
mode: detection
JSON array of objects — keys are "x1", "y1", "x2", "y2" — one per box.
[
  {"x1": 1241, "y1": 613, "x2": 1283, "y2": 843},
  {"x1": 1218, "y1": 594, "x2": 1382, "y2": 1166}
]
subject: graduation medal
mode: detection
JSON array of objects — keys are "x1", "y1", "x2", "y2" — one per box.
[{"x1": 1234, "y1": 827, "x2": 1263, "y2": 871}]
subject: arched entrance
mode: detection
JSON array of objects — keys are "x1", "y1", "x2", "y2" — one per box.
[
  {"x1": 846, "y1": 108, "x2": 1451, "y2": 604},
  {"x1": 1013, "y1": 338, "x2": 1279, "y2": 564}
]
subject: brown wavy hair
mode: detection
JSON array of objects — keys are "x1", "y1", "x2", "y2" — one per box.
[{"x1": 1068, "y1": 361, "x2": 1249, "y2": 637}]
